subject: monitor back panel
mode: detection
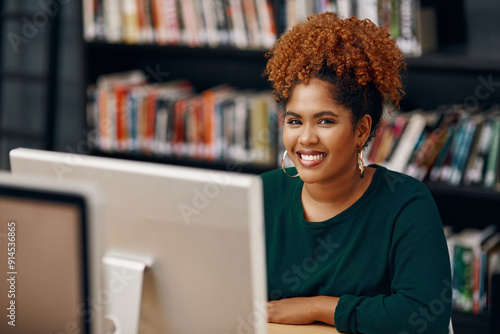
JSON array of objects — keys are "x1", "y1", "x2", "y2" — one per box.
[{"x1": 10, "y1": 148, "x2": 267, "y2": 334}]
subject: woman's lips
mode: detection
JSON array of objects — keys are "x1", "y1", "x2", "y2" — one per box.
[{"x1": 296, "y1": 151, "x2": 327, "y2": 167}]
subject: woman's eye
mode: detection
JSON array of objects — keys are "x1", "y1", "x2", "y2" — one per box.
[
  {"x1": 286, "y1": 119, "x2": 301, "y2": 125},
  {"x1": 319, "y1": 119, "x2": 335, "y2": 125}
]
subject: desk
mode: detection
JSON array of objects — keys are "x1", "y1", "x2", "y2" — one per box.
[{"x1": 268, "y1": 323, "x2": 340, "y2": 333}]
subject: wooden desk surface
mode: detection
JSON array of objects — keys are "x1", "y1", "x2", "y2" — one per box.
[{"x1": 268, "y1": 322, "x2": 340, "y2": 333}]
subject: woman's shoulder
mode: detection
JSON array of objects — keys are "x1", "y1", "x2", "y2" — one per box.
[
  {"x1": 370, "y1": 165, "x2": 443, "y2": 230},
  {"x1": 260, "y1": 167, "x2": 297, "y2": 184},
  {"x1": 371, "y1": 164, "x2": 432, "y2": 200},
  {"x1": 259, "y1": 167, "x2": 300, "y2": 197}
]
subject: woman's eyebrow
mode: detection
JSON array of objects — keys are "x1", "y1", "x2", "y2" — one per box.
[
  {"x1": 285, "y1": 110, "x2": 340, "y2": 118},
  {"x1": 284, "y1": 111, "x2": 302, "y2": 118},
  {"x1": 313, "y1": 111, "x2": 339, "y2": 118}
]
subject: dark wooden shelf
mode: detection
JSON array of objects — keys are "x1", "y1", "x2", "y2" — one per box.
[
  {"x1": 0, "y1": 71, "x2": 47, "y2": 82},
  {"x1": 452, "y1": 310, "x2": 491, "y2": 334},
  {"x1": 424, "y1": 182, "x2": 500, "y2": 200},
  {"x1": 407, "y1": 50, "x2": 500, "y2": 72},
  {"x1": 84, "y1": 42, "x2": 271, "y2": 91},
  {"x1": 85, "y1": 41, "x2": 268, "y2": 60},
  {"x1": 423, "y1": 181, "x2": 500, "y2": 232}
]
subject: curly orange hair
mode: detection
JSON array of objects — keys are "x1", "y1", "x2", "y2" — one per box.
[{"x1": 264, "y1": 12, "x2": 407, "y2": 144}]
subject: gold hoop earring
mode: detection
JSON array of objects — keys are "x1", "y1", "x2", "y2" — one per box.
[
  {"x1": 357, "y1": 148, "x2": 365, "y2": 179},
  {"x1": 282, "y1": 150, "x2": 299, "y2": 178}
]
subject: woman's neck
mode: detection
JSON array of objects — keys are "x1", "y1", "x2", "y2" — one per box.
[{"x1": 301, "y1": 166, "x2": 375, "y2": 222}]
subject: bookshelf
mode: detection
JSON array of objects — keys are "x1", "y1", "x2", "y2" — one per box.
[{"x1": 80, "y1": 1, "x2": 500, "y2": 333}]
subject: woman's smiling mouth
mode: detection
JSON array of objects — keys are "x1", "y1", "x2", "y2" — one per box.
[{"x1": 297, "y1": 151, "x2": 327, "y2": 166}]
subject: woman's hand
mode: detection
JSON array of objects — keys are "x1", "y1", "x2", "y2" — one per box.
[{"x1": 267, "y1": 296, "x2": 339, "y2": 326}]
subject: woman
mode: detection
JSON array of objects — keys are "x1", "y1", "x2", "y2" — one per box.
[{"x1": 261, "y1": 12, "x2": 452, "y2": 333}]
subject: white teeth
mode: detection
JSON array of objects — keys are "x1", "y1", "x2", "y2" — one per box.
[{"x1": 300, "y1": 154, "x2": 326, "y2": 161}]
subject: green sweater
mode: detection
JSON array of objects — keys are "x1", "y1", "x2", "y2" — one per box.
[{"x1": 260, "y1": 165, "x2": 452, "y2": 333}]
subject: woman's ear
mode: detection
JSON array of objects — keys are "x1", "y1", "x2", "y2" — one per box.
[{"x1": 356, "y1": 114, "x2": 372, "y2": 147}]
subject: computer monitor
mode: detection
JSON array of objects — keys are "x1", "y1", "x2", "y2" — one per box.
[
  {"x1": 0, "y1": 171, "x2": 103, "y2": 334},
  {"x1": 9, "y1": 148, "x2": 267, "y2": 334}
]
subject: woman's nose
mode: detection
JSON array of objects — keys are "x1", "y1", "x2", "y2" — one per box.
[{"x1": 298, "y1": 125, "x2": 319, "y2": 146}]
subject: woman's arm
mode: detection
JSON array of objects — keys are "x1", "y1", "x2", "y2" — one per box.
[{"x1": 267, "y1": 296, "x2": 340, "y2": 326}]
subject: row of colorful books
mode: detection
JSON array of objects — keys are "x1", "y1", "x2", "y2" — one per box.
[
  {"x1": 83, "y1": 0, "x2": 277, "y2": 49},
  {"x1": 367, "y1": 105, "x2": 500, "y2": 191},
  {"x1": 86, "y1": 71, "x2": 279, "y2": 166},
  {"x1": 283, "y1": 0, "x2": 436, "y2": 57},
  {"x1": 445, "y1": 225, "x2": 500, "y2": 314}
]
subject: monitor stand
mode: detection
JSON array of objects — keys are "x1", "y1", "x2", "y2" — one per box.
[{"x1": 102, "y1": 254, "x2": 152, "y2": 334}]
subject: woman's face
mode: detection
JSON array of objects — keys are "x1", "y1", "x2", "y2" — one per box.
[{"x1": 283, "y1": 78, "x2": 363, "y2": 184}]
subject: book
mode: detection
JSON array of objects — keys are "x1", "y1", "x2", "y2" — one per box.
[
  {"x1": 484, "y1": 116, "x2": 500, "y2": 189},
  {"x1": 366, "y1": 116, "x2": 394, "y2": 165},
  {"x1": 95, "y1": 71, "x2": 147, "y2": 151},
  {"x1": 173, "y1": 95, "x2": 189, "y2": 156},
  {"x1": 151, "y1": 0, "x2": 167, "y2": 44},
  {"x1": 285, "y1": 0, "x2": 297, "y2": 31},
  {"x1": 383, "y1": 114, "x2": 409, "y2": 164},
  {"x1": 375, "y1": 122, "x2": 396, "y2": 164},
  {"x1": 385, "y1": 111, "x2": 427, "y2": 173},
  {"x1": 185, "y1": 95, "x2": 204, "y2": 158},
  {"x1": 395, "y1": 0, "x2": 437, "y2": 56},
  {"x1": 481, "y1": 232, "x2": 500, "y2": 313},
  {"x1": 397, "y1": 0, "x2": 421, "y2": 56},
  {"x1": 122, "y1": 0, "x2": 141, "y2": 44},
  {"x1": 436, "y1": 109, "x2": 467, "y2": 183},
  {"x1": 378, "y1": 0, "x2": 392, "y2": 33},
  {"x1": 255, "y1": 0, "x2": 276, "y2": 48},
  {"x1": 180, "y1": 0, "x2": 200, "y2": 46},
  {"x1": 242, "y1": 0, "x2": 261, "y2": 48},
  {"x1": 95, "y1": 0, "x2": 106, "y2": 40},
  {"x1": 463, "y1": 114, "x2": 490, "y2": 186},
  {"x1": 153, "y1": 80, "x2": 194, "y2": 155},
  {"x1": 404, "y1": 107, "x2": 457, "y2": 181},
  {"x1": 336, "y1": 0, "x2": 352, "y2": 18},
  {"x1": 83, "y1": 0, "x2": 96, "y2": 40},
  {"x1": 428, "y1": 124, "x2": 456, "y2": 183},
  {"x1": 451, "y1": 226, "x2": 497, "y2": 313},
  {"x1": 357, "y1": 0, "x2": 379, "y2": 25},
  {"x1": 134, "y1": 0, "x2": 148, "y2": 43},
  {"x1": 232, "y1": 91, "x2": 252, "y2": 162},
  {"x1": 200, "y1": 0, "x2": 220, "y2": 47},
  {"x1": 249, "y1": 92, "x2": 273, "y2": 165},
  {"x1": 227, "y1": 0, "x2": 249, "y2": 48},
  {"x1": 213, "y1": 0, "x2": 231, "y2": 45},
  {"x1": 448, "y1": 116, "x2": 479, "y2": 186},
  {"x1": 103, "y1": 0, "x2": 122, "y2": 42},
  {"x1": 201, "y1": 85, "x2": 236, "y2": 160},
  {"x1": 164, "y1": 0, "x2": 182, "y2": 44}
]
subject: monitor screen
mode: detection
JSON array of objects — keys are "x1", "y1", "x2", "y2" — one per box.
[
  {"x1": 0, "y1": 172, "x2": 102, "y2": 334},
  {"x1": 9, "y1": 148, "x2": 267, "y2": 334}
]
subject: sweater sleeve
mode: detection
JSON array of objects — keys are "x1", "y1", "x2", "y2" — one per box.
[{"x1": 334, "y1": 185, "x2": 452, "y2": 334}]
